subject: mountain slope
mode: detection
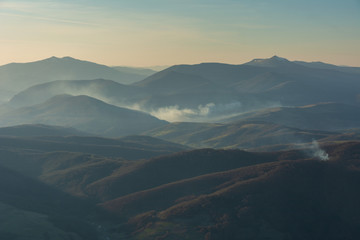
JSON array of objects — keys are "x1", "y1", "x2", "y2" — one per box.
[
  {"x1": 133, "y1": 57, "x2": 360, "y2": 111},
  {"x1": 0, "y1": 134, "x2": 189, "y2": 199},
  {"x1": 85, "y1": 148, "x2": 304, "y2": 201},
  {"x1": 0, "y1": 124, "x2": 87, "y2": 137},
  {"x1": 8, "y1": 79, "x2": 143, "y2": 108},
  {"x1": 0, "y1": 134, "x2": 189, "y2": 160},
  {"x1": 224, "y1": 102, "x2": 360, "y2": 131},
  {"x1": 0, "y1": 56, "x2": 146, "y2": 94},
  {"x1": 0, "y1": 94, "x2": 167, "y2": 136},
  {"x1": 294, "y1": 60, "x2": 360, "y2": 74},
  {"x1": 102, "y1": 142, "x2": 360, "y2": 240},
  {"x1": 145, "y1": 120, "x2": 337, "y2": 150},
  {"x1": 111, "y1": 66, "x2": 156, "y2": 78},
  {"x1": 0, "y1": 165, "x2": 99, "y2": 240},
  {"x1": 244, "y1": 55, "x2": 302, "y2": 69}
]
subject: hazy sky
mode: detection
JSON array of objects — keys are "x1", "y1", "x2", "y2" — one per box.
[{"x1": 1, "y1": 0, "x2": 360, "y2": 66}]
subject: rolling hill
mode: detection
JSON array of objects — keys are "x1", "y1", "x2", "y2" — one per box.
[
  {"x1": 1, "y1": 55, "x2": 360, "y2": 239},
  {"x1": 0, "y1": 165, "x2": 100, "y2": 240},
  {"x1": 1, "y1": 124, "x2": 359, "y2": 239},
  {"x1": 0, "y1": 132, "x2": 189, "y2": 160},
  {"x1": 145, "y1": 102, "x2": 360, "y2": 150},
  {"x1": 101, "y1": 142, "x2": 360, "y2": 240},
  {"x1": 0, "y1": 133, "x2": 190, "y2": 198},
  {"x1": 0, "y1": 94, "x2": 167, "y2": 136},
  {"x1": 145, "y1": 120, "x2": 337, "y2": 150},
  {"x1": 0, "y1": 124, "x2": 86, "y2": 137},
  {"x1": 85, "y1": 148, "x2": 304, "y2": 201},
  {"x1": 8, "y1": 79, "x2": 144, "y2": 108},
  {"x1": 223, "y1": 102, "x2": 360, "y2": 131}
]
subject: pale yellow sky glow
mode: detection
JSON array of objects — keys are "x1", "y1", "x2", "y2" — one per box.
[{"x1": 0, "y1": 0, "x2": 359, "y2": 67}]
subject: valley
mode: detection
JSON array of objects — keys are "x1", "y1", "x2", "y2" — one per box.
[{"x1": 0, "y1": 56, "x2": 360, "y2": 239}]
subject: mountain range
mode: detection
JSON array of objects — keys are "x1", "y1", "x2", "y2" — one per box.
[
  {"x1": 2, "y1": 128, "x2": 359, "y2": 239},
  {"x1": 0, "y1": 56, "x2": 153, "y2": 102},
  {"x1": 3, "y1": 56, "x2": 360, "y2": 120},
  {"x1": 135, "y1": 56, "x2": 360, "y2": 110},
  {"x1": 1, "y1": 55, "x2": 360, "y2": 239}
]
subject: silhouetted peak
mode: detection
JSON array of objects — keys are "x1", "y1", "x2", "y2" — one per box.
[
  {"x1": 42, "y1": 56, "x2": 60, "y2": 62},
  {"x1": 269, "y1": 55, "x2": 289, "y2": 62},
  {"x1": 245, "y1": 56, "x2": 293, "y2": 67},
  {"x1": 42, "y1": 56, "x2": 78, "y2": 63}
]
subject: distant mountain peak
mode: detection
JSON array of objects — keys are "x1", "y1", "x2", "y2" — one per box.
[
  {"x1": 245, "y1": 56, "x2": 294, "y2": 67},
  {"x1": 41, "y1": 56, "x2": 76, "y2": 63},
  {"x1": 270, "y1": 55, "x2": 289, "y2": 61},
  {"x1": 44, "y1": 56, "x2": 78, "y2": 62}
]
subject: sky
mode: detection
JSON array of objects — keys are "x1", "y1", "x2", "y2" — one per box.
[{"x1": 0, "y1": 0, "x2": 360, "y2": 67}]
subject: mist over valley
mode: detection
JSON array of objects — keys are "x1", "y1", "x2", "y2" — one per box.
[{"x1": 1, "y1": 55, "x2": 360, "y2": 240}]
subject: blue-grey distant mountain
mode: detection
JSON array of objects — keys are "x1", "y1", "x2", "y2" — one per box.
[
  {"x1": 111, "y1": 66, "x2": 157, "y2": 78},
  {"x1": 294, "y1": 60, "x2": 360, "y2": 74},
  {"x1": 0, "y1": 56, "x2": 147, "y2": 97},
  {"x1": 135, "y1": 70, "x2": 214, "y2": 93},
  {"x1": 3, "y1": 56, "x2": 360, "y2": 123},
  {"x1": 133, "y1": 56, "x2": 360, "y2": 110},
  {"x1": 245, "y1": 55, "x2": 300, "y2": 68},
  {"x1": 8, "y1": 79, "x2": 143, "y2": 108},
  {"x1": 0, "y1": 94, "x2": 167, "y2": 137}
]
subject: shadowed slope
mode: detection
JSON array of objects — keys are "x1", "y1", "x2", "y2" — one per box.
[
  {"x1": 0, "y1": 124, "x2": 87, "y2": 137},
  {"x1": 224, "y1": 102, "x2": 360, "y2": 131},
  {"x1": 145, "y1": 120, "x2": 336, "y2": 150},
  {"x1": 0, "y1": 94, "x2": 167, "y2": 136},
  {"x1": 103, "y1": 142, "x2": 360, "y2": 240},
  {"x1": 0, "y1": 165, "x2": 99, "y2": 240},
  {"x1": 8, "y1": 79, "x2": 143, "y2": 108},
  {"x1": 85, "y1": 148, "x2": 304, "y2": 201}
]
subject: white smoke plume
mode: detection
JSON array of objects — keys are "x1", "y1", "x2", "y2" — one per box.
[
  {"x1": 143, "y1": 101, "x2": 250, "y2": 122},
  {"x1": 311, "y1": 140, "x2": 329, "y2": 161},
  {"x1": 149, "y1": 103, "x2": 215, "y2": 122}
]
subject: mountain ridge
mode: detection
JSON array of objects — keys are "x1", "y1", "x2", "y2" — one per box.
[{"x1": 0, "y1": 94, "x2": 168, "y2": 136}]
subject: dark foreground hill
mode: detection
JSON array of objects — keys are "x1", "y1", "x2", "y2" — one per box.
[
  {"x1": 0, "y1": 165, "x2": 101, "y2": 240},
  {"x1": 101, "y1": 142, "x2": 360, "y2": 240},
  {"x1": 0, "y1": 94, "x2": 167, "y2": 136},
  {"x1": 0, "y1": 124, "x2": 87, "y2": 137},
  {"x1": 145, "y1": 120, "x2": 337, "y2": 150},
  {"x1": 0, "y1": 132, "x2": 189, "y2": 160},
  {"x1": 85, "y1": 149, "x2": 303, "y2": 201},
  {"x1": 1, "y1": 128, "x2": 360, "y2": 239}
]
